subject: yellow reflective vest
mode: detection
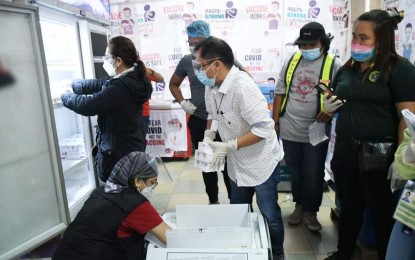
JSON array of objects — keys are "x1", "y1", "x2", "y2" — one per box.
[{"x1": 280, "y1": 51, "x2": 336, "y2": 116}]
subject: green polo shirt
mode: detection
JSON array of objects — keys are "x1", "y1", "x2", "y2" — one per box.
[{"x1": 332, "y1": 59, "x2": 415, "y2": 157}]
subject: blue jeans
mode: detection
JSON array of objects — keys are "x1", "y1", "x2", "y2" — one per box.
[
  {"x1": 386, "y1": 221, "x2": 415, "y2": 260},
  {"x1": 229, "y1": 166, "x2": 284, "y2": 255},
  {"x1": 386, "y1": 220, "x2": 415, "y2": 259},
  {"x1": 283, "y1": 139, "x2": 328, "y2": 212}
]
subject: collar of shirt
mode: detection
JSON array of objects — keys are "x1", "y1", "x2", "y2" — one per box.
[
  {"x1": 114, "y1": 67, "x2": 134, "y2": 78},
  {"x1": 216, "y1": 66, "x2": 239, "y2": 95}
]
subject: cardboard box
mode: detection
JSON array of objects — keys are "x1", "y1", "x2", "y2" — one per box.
[
  {"x1": 198, "y1": 142, "x2": 214, "y2": 153},
  {"x1": 194, "y1": 150, "x2": 215, "y2": 162},
  {"x1": 59, "y1": 134, "x2": 86, "y2": 160},
  {"x1": 194, "y1": 142, "x2": 224, "y2": 171},
  {"x1": 194, "y1": 159, "x2": 224, "y2": 172},
  {"x1": 146, "y1": 204, "x2": 270, "y2": 260}
]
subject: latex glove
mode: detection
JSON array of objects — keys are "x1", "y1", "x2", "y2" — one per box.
[
  {"x1": 203, "y1": 130, "x2": 216, "y2": 143},
  {"x1": 387, "y1": 162, "x2": 407, "y2": 192},
  {"x1": 403, "y1": 129, "x2": 415, "y2": 164},
  {"x1": 180, "y1": 100, "x2": 197, "y2": 115},
  {"x1": 323, "y1": 92, "x2": 344, "y2": 113},
  {"x1": 207, "y1": 140, "x2": 238, "y2": 169}
]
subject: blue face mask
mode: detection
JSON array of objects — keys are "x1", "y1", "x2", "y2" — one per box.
[
  {"x1": 300, "y1": 48, "x2": 321, "y2": 61},
  {"x1": 351, "y1": 44, "x2": 375, "y2": 62},
  {"x1": 195, "y1": 62, "x2": 217, "y2": 87}
]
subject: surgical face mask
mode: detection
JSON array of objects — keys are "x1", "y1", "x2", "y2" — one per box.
[
  {"x1": 196, "y1": 62, "x2": 217, "y2": 87},
  {"x1": 103, "y1": 59, "x2": 117, "y2": 76},
  {"x1": 138, "y1": 181, "x2": 157, "y2": 199},
  {"x1": 300, "y1": 47, "x2": 321, "y2": 61},
  {"x1": 351, "y1": 43, "x2": 375, "y2": 62}
]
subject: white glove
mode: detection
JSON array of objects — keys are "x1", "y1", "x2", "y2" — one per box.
[
  {"x1": 203, "y1": 130, "x2": 216, "y2": 143},
  {"x1": 323, "y1": 92, "x2": 344, "y2": 113},
  {"x1": 207, "y1": 140, "x2": 238, "y2": 169},
  {"x1": 387, "y1": 162, "x2": 407, "y2": 192},
  {"x1": 180, "y1": 100, "x2": 197, "y2": 115}
]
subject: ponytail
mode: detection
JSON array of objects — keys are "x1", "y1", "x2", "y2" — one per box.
[
  {"x1": 135, "y1": 56, "x2": 153, "y2": 98},
  {"x1": 108, "y1": 36, "x2": 153, "y2": 98}
]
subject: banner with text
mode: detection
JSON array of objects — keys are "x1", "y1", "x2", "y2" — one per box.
[
  {"x1": 145, "y1": 109, "x2": 188, "y2": 157},
  {"x1": 109, "y1": 0, "x2": 350, "y2": 99}
]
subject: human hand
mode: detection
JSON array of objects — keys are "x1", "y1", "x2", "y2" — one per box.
[
  {"x1": 180, "y1": 100, "x2": 197, "y2": 115},
  {"x1": 203, "y1": 130, "x2": 216, "y2": 143},
  {"x1": 207, "y1": 140, "x2": 237, "y2": 169},
  {"x1": 387, "y1": 162, "x2": 407, "y2": 192},
  {"x1": 51, "y1": 80, "x2": 72, "y2": 103},
  {"x1": 316, "y1": 111, "x2": 333, "y2": 123},
  {"x1": 323, "y1": 92, "x2": 344, "y2": 113}
]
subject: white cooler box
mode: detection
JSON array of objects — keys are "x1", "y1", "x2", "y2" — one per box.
[{"x1": 146, "y1": 204, "x2": 271, "y2": 260}]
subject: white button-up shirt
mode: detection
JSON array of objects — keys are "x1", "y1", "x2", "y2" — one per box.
[{"x1": 205, "y1": 66, "x2": 284, "y2": 187}]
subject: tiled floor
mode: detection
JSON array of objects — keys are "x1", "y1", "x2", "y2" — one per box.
[{"x1": 150, "y1": 156, "x2": 339, "y2": 259}]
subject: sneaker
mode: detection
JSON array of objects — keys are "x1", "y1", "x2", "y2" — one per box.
[
  {"x1": 324, "y1": 251, "x2": 349, "y2": 260},
  {"x1": 302, "y1": 212, "x2": 322, "y2": 231},
  {"x1": 209, "y1": 201, "x2": 220, "y2": 205},
  {"x1": 287, "y1": 204, "x2": 302, "y2": 225}
]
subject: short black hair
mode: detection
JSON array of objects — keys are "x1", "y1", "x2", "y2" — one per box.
[
  {"x1": 406, "y1": 23, "x2": 412, "y2": 29},
  {"x1": 195, "y1": 36, "x2": 234, "y2": 69}
]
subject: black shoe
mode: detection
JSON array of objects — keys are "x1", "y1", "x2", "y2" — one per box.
[{"x1": 324, "y1": 251, "x2": 349, "y2": 260}]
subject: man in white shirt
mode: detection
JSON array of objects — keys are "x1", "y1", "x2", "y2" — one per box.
[{"x1": 193, "y1": 36, "x2": 285, "y2": 259}]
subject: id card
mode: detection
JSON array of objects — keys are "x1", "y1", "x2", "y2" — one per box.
[{"x1": 393, "y1": 180, "x2": 415, "y2": 230}]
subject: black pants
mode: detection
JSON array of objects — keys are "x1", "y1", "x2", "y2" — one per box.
[
  {"x1": 188, "y1": 115, "x2": 231, "y2": 203},
  {"x1": 331, "y1": 151, "x2": 394, "y2": 260}
]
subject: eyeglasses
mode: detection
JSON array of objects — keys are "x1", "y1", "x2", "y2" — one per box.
[
  {"x1": 192, "y1": 57, "x2": 223, "y2": 72},
  {"x1": 102, "y1": 56, "x2": 114, "y2": 62},
  {"x1": 148, "y1": 181, "x2": 158, "y2": 189}
]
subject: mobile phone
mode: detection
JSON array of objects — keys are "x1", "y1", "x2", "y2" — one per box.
[{"x1": 314, "y1": 83, "x2": 344, "y2": 104}]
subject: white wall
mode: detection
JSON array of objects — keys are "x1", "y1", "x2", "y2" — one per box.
[{"x1": 351, "y1": 0, "x2": 382, "y2": 24}]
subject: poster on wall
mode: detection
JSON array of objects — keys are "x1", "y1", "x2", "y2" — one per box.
[
  {"x1": 145, "y1": 109, "x2": 188, "y2": 157},
  {"x1": 109, "y1": 0, "x2": 350, "y2": 100},
  {"x1": 383, "y1": 0, "x2": 415, "y2": 65}
]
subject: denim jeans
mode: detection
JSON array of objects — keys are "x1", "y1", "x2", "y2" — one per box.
[
  {"x1": 229, "y1": 166, "x2": 284, "y2": 255},
  {"x1": 283, "y1": 139, "x2": 328, "y2": 212},
  {"x1": 386, "y1": 221, "x2": 415, "y2": 260}
]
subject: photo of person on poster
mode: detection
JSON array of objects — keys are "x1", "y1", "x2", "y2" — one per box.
[
  {"x1": 182, "y1": 1, "x2": 197, "y2": 27},
  {"x1": 267, "y1": 1, "x2": 281, "y2": 30},
  {"x1": 403, "y1": 23, "x2": 413, "y2": 62}
]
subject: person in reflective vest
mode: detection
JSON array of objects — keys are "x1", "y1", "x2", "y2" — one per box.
[{"x1": 272, "y1": 22, "x2": 342, "y2": 232}]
